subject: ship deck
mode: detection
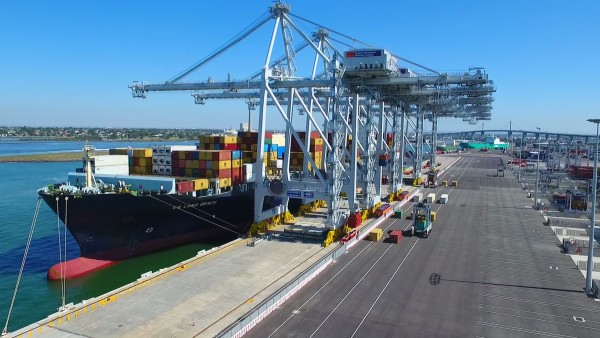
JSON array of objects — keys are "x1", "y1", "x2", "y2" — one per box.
[{"x1": 10, "y1": 153, "x2": 600, "y2": 338}]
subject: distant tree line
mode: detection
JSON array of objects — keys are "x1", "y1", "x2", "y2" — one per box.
[{"x1": 0, "y1": 126, "x2": 222, "y2": 140}]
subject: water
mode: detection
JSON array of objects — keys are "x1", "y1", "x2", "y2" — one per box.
[{"x1": 0, "y1": 141, "x2": 225, "y2": 332}]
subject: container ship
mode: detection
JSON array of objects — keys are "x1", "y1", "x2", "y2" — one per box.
[{"x1": 37, "y1": 131, "x2": 323, "y2": 279}]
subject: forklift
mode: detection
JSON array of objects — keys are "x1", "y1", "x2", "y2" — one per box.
[{"x1": 411, "y1": 202, "x2": 433, "y2": 238}]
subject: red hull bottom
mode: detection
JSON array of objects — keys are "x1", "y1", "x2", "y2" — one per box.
[{"x1": 47, "y1": 257, "x2": 116, "y2": 280}]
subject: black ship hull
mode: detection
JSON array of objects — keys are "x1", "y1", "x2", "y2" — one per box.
[{"x1": 39, "y1": 190, "x2": 258, "y2": 261}]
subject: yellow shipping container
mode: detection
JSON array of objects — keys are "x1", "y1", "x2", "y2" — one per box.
[
  {"x1": 179, "y1": 151, "x2": 186, "y2": 160},
  {"x1": 313, "y1": 138, "x2": 323, "y2": 145},
  {"x1": 139, "y1": 158, "x2": 148, "y2": 167},
  {"x1": 133, "y1": 148, "x2": 152, "y2": 157},
  {"x1": 193, "y1": 178, "x2": 209, "y2": 190},
  {"x1": 220, "y1": 177, "x2": 231, "y2": 188},
  {"x1": 191, "y1": 160, "x2": 199, "y2": 168},
  {"x1": 370, "y1": 228, "x2": 383, "y2": 241},
  {"x1": 185, "y1": 160, "x2": 193, "y2": 168},
  {"x1": 185, "y1": 168, "x2": 193, "y2": 177},
  {"x1": 215, "y1": 160, "x2": 230, "y2": 170},
  {"x1": 223, "y1": 136, "x2": 238, "y2": 144},
  {"x1": 231, "y1": 159, "x2": 241, "y2": 168},
  {"x1": 431, "y1": 211, "x2": 437, "y2": 222}
]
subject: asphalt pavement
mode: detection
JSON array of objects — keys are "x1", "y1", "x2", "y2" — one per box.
[{"x1": 246, "y1": 152, "x2": 600, "y2": 338}]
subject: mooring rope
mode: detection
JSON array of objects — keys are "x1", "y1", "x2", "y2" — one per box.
[
  {"x1": 2, "y1": 197, "x2": 42, "y2": 336},
  {"x1": 61, "y1": 196, "x2": 69, "y2": 311}
]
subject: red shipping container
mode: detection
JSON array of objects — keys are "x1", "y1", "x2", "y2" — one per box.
[
  {"x1": 217, "y1": 168, "x2": 231, "y2": 178},
  {"x1": 208, "y1": 150, "x2": 232, "y2": 161},
  {"x1": 223, "y1": 143, "x2": 238, "y2": 150},
  {"x1": 199, "y1": 161, "x2": 206, "y2": 169},
  {"x1": 171, "y1": 153, "x2": 179, "y2": 167},
  {"x1": 389, "y1": 230, "x2": 403, "y2": 244},
  {"x1": 176, "y1": 181, "x2": 194, "y2": 193}
]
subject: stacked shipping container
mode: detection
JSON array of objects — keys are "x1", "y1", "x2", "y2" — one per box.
[
  {"x1": 170, "y1": 149, "x2": 243, "y2": 188},
  {"x1": 238, "y1": 131, "x2": 282, "y2": 167},
  {"x1": 152, "y1": 145, "x2": 197, "y2": 176},
  {"x1": 126, "y1": 148, "x2": 153, "y2": 175},
  {"x1": 198, "y1": 135, "x2": 239, "y2": 150},
  {"x1": 290, "y1": 131, "x2": 323, "y2": 171}
]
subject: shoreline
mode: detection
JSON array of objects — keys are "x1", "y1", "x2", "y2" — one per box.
[{"x1": 0, "y1": 150, "x2": 109, "y2": 163}]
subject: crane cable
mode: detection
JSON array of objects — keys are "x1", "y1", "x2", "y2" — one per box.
[{"x1": 2, "y1": 197, "x2": 42, "y2": 336}]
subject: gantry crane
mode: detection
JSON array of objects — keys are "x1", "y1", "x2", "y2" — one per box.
[{"x1": 129, "y1": 1, "x2": 495, "y2": 230}]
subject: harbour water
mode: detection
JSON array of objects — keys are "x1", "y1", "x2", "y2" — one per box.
[{"x1": 0, "y1": 139, "x2": 224, "y2": 332}]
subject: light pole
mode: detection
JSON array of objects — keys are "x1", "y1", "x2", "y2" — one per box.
[
  {"x1": 586, "y1": 118, "x2": 599, "y2": 296},
  {"x1": 535, "y1": 127, "x2": 541, "y2": 209},
  {"x1": 518, "y1": 132, "x2": 522, "y2": 183}
]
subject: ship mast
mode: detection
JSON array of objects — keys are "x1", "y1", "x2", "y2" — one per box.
[{"x1": 83, "y1": 143, "x2": 96, "y2": 188}]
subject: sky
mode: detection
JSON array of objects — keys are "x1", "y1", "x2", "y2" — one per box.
[{"x1": 1, "y1": 0, "x2": 598, "y2": 135}]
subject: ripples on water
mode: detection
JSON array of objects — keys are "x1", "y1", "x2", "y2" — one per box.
[{"x1": 0, "y1": 142, "x2": 221, "y2": 332}]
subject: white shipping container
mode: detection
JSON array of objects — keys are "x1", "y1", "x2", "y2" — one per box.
[
  {"x1": 160, "y1": 165, "x2": 171, "y2": 175},
  {"x1": 413, "y1": 192, "x2": 423, "y2": 202},
  {"x1": 91, "y1": 155, "x2": 129, "y2": 167},
  {"x1": 243, "y1": 163, "x2": 253, "y2": 181},
  {"x1": 276, "y1": 159, "x2": 283, "y2": 169},
  {"x1": 427, "y1": 193, "x2": 436, "y2": 203},
  {"x1": 165, "y1": 145, "x2": 197, "y2": 154},
  {"x1": 94, "y1": 165, "x2": 130, "y2": 175},
  {"x1": 440, "y1": 194, "x2": 449, "y2": 204},
  {"x1": 271, "y1": 133, "x2": 286, "y2": 146}
]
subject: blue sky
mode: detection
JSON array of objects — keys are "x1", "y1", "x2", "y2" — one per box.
[{"x1": 1, "y1": 0, "x2": 598, "y2": 134}]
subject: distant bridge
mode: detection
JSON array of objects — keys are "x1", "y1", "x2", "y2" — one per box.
[{"x1": 432, "y1": 129, "x2": 597, "y2": 144}]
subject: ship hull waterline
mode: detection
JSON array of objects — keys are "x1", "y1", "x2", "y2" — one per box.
[{"x1": 39, "y1": 189, "x2": 290, "y2": 279}]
